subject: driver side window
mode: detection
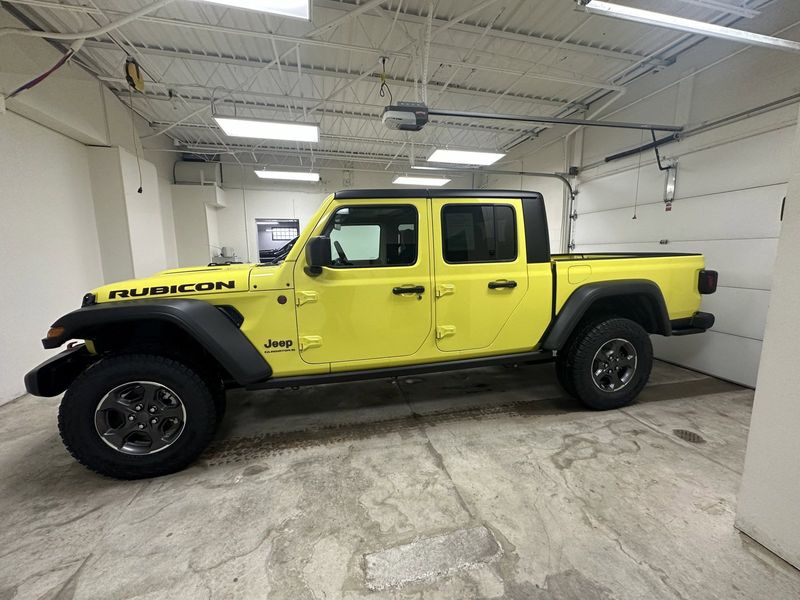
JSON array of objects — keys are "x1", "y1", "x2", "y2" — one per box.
[{"x1": 322, "y1": 205, "x2": 418, "y2": 268}]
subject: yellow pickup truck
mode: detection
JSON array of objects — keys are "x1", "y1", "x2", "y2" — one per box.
[{"x1": 26, "y1": 189, "x2": 717, "y2": 478}]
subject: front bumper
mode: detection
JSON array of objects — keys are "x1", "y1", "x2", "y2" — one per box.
[{"x1": 24, "y1": 344, "x2": 97, "y2": 397}]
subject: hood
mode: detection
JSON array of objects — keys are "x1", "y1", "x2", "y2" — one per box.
[{"x1": 92, "y1": 263, "x2": 257, "y2": 303}]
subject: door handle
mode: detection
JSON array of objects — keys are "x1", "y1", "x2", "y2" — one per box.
[
  {"x1": 393, "y1": 285, "x2": 425, "y2": 295},
  {"x1": 488, "y1": 280, "x2": 517, "y2": 289}
]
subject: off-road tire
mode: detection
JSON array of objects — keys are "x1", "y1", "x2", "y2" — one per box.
[
  {"x1": 58, "y1": 354, "x2": 217, "y2": 479},
  {"x1": 559, "y1": 317, "x2": 652, "y2": 410}
]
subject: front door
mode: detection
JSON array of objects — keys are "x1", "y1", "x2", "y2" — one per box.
[
  {"x1": 294, "y1": 200, "x2": 432, "y2": 365},
  {"x1": 431, "y1": 198, "x2": 529, "y2": 352}
]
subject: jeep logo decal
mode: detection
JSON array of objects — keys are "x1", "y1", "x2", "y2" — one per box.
[
  {"x1": 109, "y1": 280, "x2": 235, "y2": 299},
  {"x1": 264, "y1": 338, "x2": 295, "y2": 353}
]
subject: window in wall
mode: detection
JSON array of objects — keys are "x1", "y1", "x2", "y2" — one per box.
[
  {"x1": 323, "y1": 205, "x2": 418, "y2": 268},
  {"x1": 272, "y1": 226, "x2": 299, "y2": 241},
  {"x1": 441, "y1": 204, "x2": 516, "y2": 263},
  {"x1": 256, "y1": 218, "x2": 300, "y2": 263}
]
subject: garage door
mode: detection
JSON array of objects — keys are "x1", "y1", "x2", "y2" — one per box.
[{"x1": 572, "y1": 126, "x2": 791, "y2": 387}]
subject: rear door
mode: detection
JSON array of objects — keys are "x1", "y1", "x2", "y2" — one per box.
[{"x1": 431, "y1": 198, "x2": 529, "y2": 352}]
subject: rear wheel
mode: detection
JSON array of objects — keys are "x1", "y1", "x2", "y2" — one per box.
[
  {"x1": 558, "y1": 317, "x2": 652, "y2": 410},
  {"x1": 58, "y1": 354, "x2": 217, "y2": 479}
]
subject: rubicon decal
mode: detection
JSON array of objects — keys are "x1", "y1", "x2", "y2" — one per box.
[
  {"x1": 264, "y1": 338, "x2": 295, "y2": 353},
  {"x1": 109, "y1": 280, "x2": 236, "y2": 299}
]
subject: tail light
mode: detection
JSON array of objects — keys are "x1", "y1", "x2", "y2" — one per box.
[{"x1": 698, "y1": 270, "x2": 718, "y2": 294}]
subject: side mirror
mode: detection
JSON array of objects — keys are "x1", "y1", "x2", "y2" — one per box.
[{"x1": 305, "y1": 236, "x2": 331, "y2": 276}]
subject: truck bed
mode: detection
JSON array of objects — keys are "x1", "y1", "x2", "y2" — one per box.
[{"x1": 550, "y1": 252, "x2": 706, "y2": 323}]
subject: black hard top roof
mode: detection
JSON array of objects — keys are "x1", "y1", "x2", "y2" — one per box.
[{"x1": 334, "y1": 188, "x2": 543, "y2": 200}]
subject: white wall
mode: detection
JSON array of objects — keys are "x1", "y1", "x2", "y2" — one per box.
[
  {"x1": 735, "y1": 107, "x2": 800, "y2": 570},
  {"x1": 120, "y1": 148, "x2": 168, "y2": 278},
  {"x1": 0, "y1": 7, "x2": 178, "y2": 403},
  {"x1": 573, "y1": 118, "x2": 790, "y2": 387},
  {"x1": 218, "y1": 187, "x2": 332, "y2": 263},
  {"x1": 484, "y1": 138, "x2": 569, "y2": 253},
  {"x1": 159, "y1": 177, "x2": 179, "y2": 269},
  {"x1": 87, "y1": 147, "x2": 135, "y2": 283},
  {"x1": 172, "y1": 185, "x2": 215, "y2": 267},
  {"x1": 0, "y1": 113, "x2": 104, "y2": 402},
  {"x1": 504, "y1": 6, "x2": 800, "y2": 387},
  {"x1": 89, "y1": 146, "x2": 169, "y2": 280},
  {"x1": 206, "y1": 166, "x2": 480, "y2": 264}
]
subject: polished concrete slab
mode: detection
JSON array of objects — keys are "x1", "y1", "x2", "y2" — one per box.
[{"x1": 1, "y1": 360, "x2": 799, "y2": 599}]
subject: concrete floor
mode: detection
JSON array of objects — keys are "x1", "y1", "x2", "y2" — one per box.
[{"x1": 1, "y1": 361, "x2": 799, "y2": 600}]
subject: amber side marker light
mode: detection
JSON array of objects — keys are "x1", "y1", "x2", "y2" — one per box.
[{"x1": 46, "y1": 326, "x2": 65, "y2": 340}]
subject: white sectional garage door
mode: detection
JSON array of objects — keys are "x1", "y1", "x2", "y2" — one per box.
[{"x1": 572, "y1": 126, "x2": 791, "y2": 387}]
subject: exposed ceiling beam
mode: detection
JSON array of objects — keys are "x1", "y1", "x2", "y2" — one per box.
[
  {"x1": 84, "y1": 40, "x2": 577, "y2": 109},
  {"x1": 130, "y1": 90, "x2": 535, "y2": 135},
  {"x1": 149, "y1": 120, "x2": 438, "y2": 147},
  {"x1": 4, "y1": 0, "x2": 607, "y2": 88},
  {"x1": 183, "y1": 142, "x2": 419, "y2": 165},
  {"x1": 315, "y1": 0, "x2": 672, "y2": 67},
  {"x1": 7, "y1": 1, "x2": 627, "y2": 92},
  {"x1": 96, "y1": 75, "x2": 573, "y2": 112}
]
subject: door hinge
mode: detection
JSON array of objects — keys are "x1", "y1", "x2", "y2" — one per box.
[
  {"x1": 295, "y1": 291, "x2": 319, "y2": 306},
  {"x1": 436, "y1": 325, "x2": 456, "y2": 339},
  {"x1": 435, "y1": 284, "x2": 455, "y2": 298},
  {"x1": 299, "y1": 335, "x2": 323, "y2": 351}
]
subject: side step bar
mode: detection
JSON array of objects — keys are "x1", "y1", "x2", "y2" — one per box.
[{"x1": 248, "y1": 351, "x2": 553, "y2": 390}]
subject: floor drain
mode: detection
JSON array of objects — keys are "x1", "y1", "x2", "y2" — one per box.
[{"x1": 673, "y1": 429, "x2": 706, "y2": 444}]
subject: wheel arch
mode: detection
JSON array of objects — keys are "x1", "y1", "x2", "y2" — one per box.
[
  {"x1": 540, "y1": 280, "x2": 671, "y2": 351},
  {"x1": 28, "y1": 299, "x2": 271, "y2": 397}
]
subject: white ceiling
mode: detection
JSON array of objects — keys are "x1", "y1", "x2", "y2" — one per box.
[{"x1": 4, "y1": 0, "x2": 778, "y2": 172}]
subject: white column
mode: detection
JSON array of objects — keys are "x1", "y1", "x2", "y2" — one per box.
[{"x1": 735, "y1": 106, "x2": 800, "y2": 569}]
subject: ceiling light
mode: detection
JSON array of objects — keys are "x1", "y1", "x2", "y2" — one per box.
[
  {"x1": 428, "y1": 149, "x2": 505, "y2": 166},
  {"x1": 254, "y1": 170, "x2": 320, "y2": 182},
  {"x1": 411, "y1": 165, "x2": 448, "y2": 171},
  {"x1": 199, "y1": 0, "x2": 310, "y2": 19},
  {"x1": 214, "y1": 117, "x2": 319, "y2": 142},
  {"x1": 579, "y1": 0, "x2": 800, "y2": 54},
  {"x1": 393, "y1": 176, "x2": 451, "y2": 186}
]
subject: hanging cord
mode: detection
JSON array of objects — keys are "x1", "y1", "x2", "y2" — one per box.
[
  {"x1": 6, "y1": 39, "x2": 83, "y2": 99},
  {"x1": 128, "y1": 87, "x2": 144, "y2": 194},
  {"x1": 632, "y1": 128, "x2": 645, "y2": 220},
  {"x1": 378, "y1": 57, "x2": 393, "y2": 105}
]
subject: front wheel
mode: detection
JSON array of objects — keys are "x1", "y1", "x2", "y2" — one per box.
[
  {"x1": 58, "y1": 354, "x2": 217, "y2": 479},
  {"x1": 558, "y1": 317, "x2": 653, "y2": 410}
]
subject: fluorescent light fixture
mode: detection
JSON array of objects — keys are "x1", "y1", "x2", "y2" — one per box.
[
  {"x1": 411, "y1": 165, "x2": 448, "y2": 171},
  {"x1": 580, "y1": 0, "x2": 800, "y2": 54},
  {"x1": 200, "y1": 0, "x2": 310, "y2": 19},
  {"x1": 214, "y1": 117, "x2": 319, "y2": 142},
  {"x1": 254, "y1": 170, "x2": 320, "y2": 182},
  {"x1": 393, "y1": 176, "x2": 451, "y2": 187},
  {"x1": 428, "y1": 149, "x2": 505, "y2": 166}
]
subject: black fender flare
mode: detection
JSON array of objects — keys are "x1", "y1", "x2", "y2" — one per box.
[
  {"x1": 540, "y1": 280, "x2": 671, "y2": 351},
  {"x1": 32, "y1": 299, "x2": 271, "y2": 394}
]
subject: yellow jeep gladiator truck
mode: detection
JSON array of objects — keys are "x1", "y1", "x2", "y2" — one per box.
[{"x1": 25, "y1": 189, "x2": 717, "y2": 479}]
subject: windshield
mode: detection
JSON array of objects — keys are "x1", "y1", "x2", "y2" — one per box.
[{"x1": 260, "y1": 237, "x2": 297, "y2": 265}]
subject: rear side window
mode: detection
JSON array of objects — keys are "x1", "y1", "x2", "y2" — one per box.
[
  {"x1": 322, "y1": 205, "x2": 418, "y2": 268},
  {"x1": 441, "y1": 204, "x2": 516, "y2": 263}
]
